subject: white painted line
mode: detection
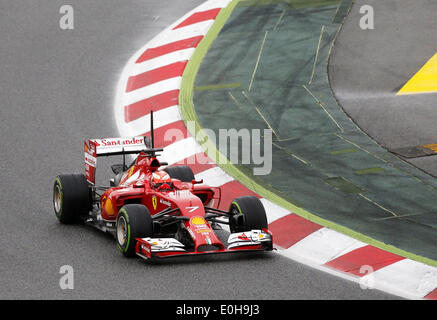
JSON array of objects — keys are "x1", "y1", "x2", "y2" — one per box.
[
  {"x1": 248, "y1": 30, "x2": 268, "y2": 92},
  {"x1": 274, "y1": 249, "x2": 366, "y2": 289},
  {"x1": 276, "y1": 248, "x2": 430, "y2": 300},
  {"x1": 195, "y1": 166, "x2": 234, "y2": 187},
  {"x1": 308, "y1": 25, "x2": 324, "y2": 85},
  {"x1": 123, "y1": 77, "x2": 182, "y2": 107},
  {"x1": 131, "y1": 48, "x2": 195, "y2": 76},
  {"x1": 157, "y1": 137, "x2": 203, "y2": 166},
  {"x1": 283, "y1": 227, "x2": 367, "y2": 265},
  {"x1": 115, "y1": 0, "x2": 230, "y2": 138},
  {"x1": 123, "y1": 105, "x2": 182, "y2": 137},
  {"x1": 362, "y1": 259, "x2": 437, "y2": 299},
  {"x1": 147, "y1": 20, "x2": 214, "y2": 48}
]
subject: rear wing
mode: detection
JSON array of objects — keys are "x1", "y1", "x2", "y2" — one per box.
[
  {"x1": 85, "y1": 110, "x2": 159, "y2": 185},
  {"x1": 84, "y1": 137, "x2": 150, "y2": 185}
]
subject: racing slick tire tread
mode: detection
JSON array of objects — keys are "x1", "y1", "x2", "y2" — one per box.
[
  {"x1": 53, "y1": 174, "x2": 91, "y2": 224},
  {"x1": 164, "y1": 165, "x2": 195, "y2": 182},
  {"x1": 229, "y1": 196, "x2": 268, "y2": 233},
  {"x1": 116, "y1": 204, "x2": 154, "y2": 257}
]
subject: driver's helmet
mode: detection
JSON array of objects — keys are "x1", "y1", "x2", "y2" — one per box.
[{"x1": 151, "y1": 171, "x2": 173, "y2": 190}]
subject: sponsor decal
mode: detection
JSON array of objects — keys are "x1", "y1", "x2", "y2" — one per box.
[
  {"x1": 85, "y1": 141, "x2": 96, "y2": 154},
  {"x1": 186, "y1": 206, "x2": 199, "y2": 213},
  {"x1": 190, "y1": 216, "x2": 212, "y2": 234},
  {"x1": 191, "y1": 216, "x2": 206, "y2": 225},
  {"x1": 196, "y1": 228, "x2": 212, "y2": 234},
  {"x1": 238, "y1": 233, "x2": 249, "y2": 241},
  {"x1": 104, "y1": 198, "x2": 115, "y2": 216},
  {"x1": 99, "y1": 137, "x2": 144, "y2": 147},
  {"x1": 84, "y1": 154, "x2": 96, "y2": 167},
  {"x1": 152, "y1": 195, "x2": 158, "y2": 210},
  {"x1": 160, "y1": 198, "x2": 171, "y2": 207},
  {"x1": 258, "y1": 233, "x2": 266, "y2": 240}
]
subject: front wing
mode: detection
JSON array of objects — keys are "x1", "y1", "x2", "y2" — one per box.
[{"x1": 135, "y1": 229, "x2": 273, "y2": 260}]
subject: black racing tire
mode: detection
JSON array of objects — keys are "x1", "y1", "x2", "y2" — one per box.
[
  {"x1": 116, "y1": 204, "x2": 154, "y2": 257},
  {"x1": 53, "y1": 174, "x2": 91, "y2": 224},
  {"x1": 164, "y1": 165, "x2": 195, "y2": 182},
  {"x1": 228, "y1": 196, "x2": 268, "y2": 233}
]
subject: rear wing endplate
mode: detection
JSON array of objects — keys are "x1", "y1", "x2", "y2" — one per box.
[{"x1": 84, "y1": 137, "x2": 149, "y2": 184}]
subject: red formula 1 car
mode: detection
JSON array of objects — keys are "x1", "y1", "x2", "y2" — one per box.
[{"x1": 52, "y1": 113, "x2": 272, "y2": 260}]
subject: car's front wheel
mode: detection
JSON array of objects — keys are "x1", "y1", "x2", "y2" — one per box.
[
  {"x1": 228, "y1": 196, "x2": 268, "y2": 233},
  {"x1": 116, "y1": 204, "x2": 154, "y2": 257}
]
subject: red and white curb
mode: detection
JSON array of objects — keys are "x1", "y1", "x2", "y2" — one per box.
[{"x1": 113, "y1": 0, "x2": 437, "y2": 299}]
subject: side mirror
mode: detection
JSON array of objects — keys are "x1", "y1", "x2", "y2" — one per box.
[
  {"x1": 111, "y1": 164, "x2": 127, "y2": 175},
  {"x1": 192, "y1": 179, "x2": 203, "y2": 185}
]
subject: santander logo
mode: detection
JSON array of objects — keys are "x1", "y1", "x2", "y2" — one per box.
[{"x1": 99, "y1": 137, "x2": 144, "y2": 147}]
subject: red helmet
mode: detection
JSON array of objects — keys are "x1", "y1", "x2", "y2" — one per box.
[{"x1": 151, "y1": 171, "x2": 172, "y2": 190}]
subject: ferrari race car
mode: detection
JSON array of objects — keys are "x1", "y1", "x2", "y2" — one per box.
[{"x1": 52, "y1": 113, "x2": 273, "y2": 260}]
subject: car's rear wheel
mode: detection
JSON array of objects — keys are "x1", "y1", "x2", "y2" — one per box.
[
  {"x1": 228, "y1": 196, "x2": 267, "y2": 233},
  {"x1": 164, "y1": 165, "x2": 195, "y2": 182},
  {"x1": 116, "y1": 204, "x2": 154, "y2": 257},
  {"x1": 53, "y1": 174, "x2": 91, "y2": 224}
]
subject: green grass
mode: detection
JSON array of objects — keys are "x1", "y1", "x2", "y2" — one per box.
[{"x1": 194, "y1": 82, "x2": 242, "y2": 91}]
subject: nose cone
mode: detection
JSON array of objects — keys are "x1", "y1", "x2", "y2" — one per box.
[{"x1": 187, "y1": 216, "x2": 224, "y2": 252}]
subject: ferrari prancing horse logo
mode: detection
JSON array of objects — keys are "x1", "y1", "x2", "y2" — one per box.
[{"x1": 152, "y1": 196, "x2": 157, "y2": 210}]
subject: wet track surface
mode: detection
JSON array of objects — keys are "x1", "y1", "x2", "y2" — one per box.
[
  {"x1": 330, "y1": 0, "x2": 437, "y2": 170},
  {"x1": 0, "y1": 0, "x2": 393, "y2": 299}
]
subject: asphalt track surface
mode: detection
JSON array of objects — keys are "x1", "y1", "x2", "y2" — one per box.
[
  {"x1": 330, "y1": 0, "x2": 437, "y2": 176},
  {"x1": 329, "y1": 0, "x2": 437, "y2": 257},
  {"x1": 0, "y1": 0, "x2": 393, "y2": 299}
]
